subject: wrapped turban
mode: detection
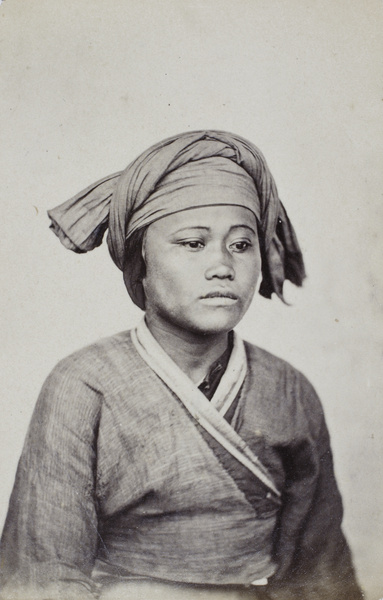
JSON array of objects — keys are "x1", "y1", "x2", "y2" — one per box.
[{"x1": 48, "y1": 130, "x2": 305, "y2": 309}]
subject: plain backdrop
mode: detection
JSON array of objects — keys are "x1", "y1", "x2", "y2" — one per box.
[{"x1": 1, "y1": 1, "x2": 382, "y2": 598}]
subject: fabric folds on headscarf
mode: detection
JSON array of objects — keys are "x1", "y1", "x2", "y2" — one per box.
[
  {"x1": 128, "y1": 156, "x2": 262, "y2": 231},
  {"x1": 48, "y1": 130, "x2": 305, "y2": 307}
]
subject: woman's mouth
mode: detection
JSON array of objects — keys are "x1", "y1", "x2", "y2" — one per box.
[{"x1": 199, "y1": 292, "x2": 239, "y2": 306}]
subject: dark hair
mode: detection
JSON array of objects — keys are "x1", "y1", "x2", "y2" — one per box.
[{"x1": 122, "y1": 228, "x2": 148, "y2": 310}]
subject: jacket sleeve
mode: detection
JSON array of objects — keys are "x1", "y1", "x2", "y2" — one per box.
[
  {"x1": 0, "y1": 360, "x2": 102, "y2": 600},
  {"x1": 268, "y1": 375, "x2": 364, "y2": 600}
]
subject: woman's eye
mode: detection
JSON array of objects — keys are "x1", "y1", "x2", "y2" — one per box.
[
  {"x1": 230, "y1": 241, "x2": 251, "y2": 252},
  {"x1": 181, "y1": 240, "x2": 205, "y2": 250}
]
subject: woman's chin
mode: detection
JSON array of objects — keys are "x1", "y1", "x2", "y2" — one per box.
[
  {"x1": 147, "y1": 305, "x2": 244, "y2": 339},
  {"x1": 182, "y1": 314, "x2": 242, "y2": 337}
]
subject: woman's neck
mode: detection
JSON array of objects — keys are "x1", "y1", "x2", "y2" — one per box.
[{"x1": 145, "y1": 315, "x2": 230, "y2": 384}]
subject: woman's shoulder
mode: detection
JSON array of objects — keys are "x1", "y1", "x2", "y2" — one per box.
[
  {"x1": 45, "y1": 329, "x2": 138, "y2": 390},
  {"x1": 243, "y1": 339, "x2": 304, "y2": 377},
  {"x1": 57, "y1": 329, "x2": 133, "y2": 362},
  {"x1": 33, "y1": 330, "x2": 140, "y2": 423},
  {"x1": 243, "y1": 339, "x2": 323, "y2": 417}
]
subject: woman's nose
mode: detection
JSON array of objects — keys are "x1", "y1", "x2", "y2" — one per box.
[{"x1": 204, "y1": 248, "x2": 235, "y2": 280}]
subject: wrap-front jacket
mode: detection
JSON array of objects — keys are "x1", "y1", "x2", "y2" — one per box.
[{"x1": 0, "y1": 330, "x2": 362, "y2": 599}]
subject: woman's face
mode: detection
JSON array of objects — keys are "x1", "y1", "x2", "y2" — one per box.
[{"x1": 142, "y1": 205, "x2": 261, "y2": 338}]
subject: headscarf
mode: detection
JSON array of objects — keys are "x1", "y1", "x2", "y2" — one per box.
[{"x1": 48, "y1": 130, "x2": 305, "y2": 308}]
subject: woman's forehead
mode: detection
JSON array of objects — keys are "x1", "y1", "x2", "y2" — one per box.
[{"x1": 147, "y1": 205, "x2": 257, "y2": 235}]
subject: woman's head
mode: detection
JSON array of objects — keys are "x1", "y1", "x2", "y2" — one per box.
[
  {"x1": 122, "y1": 153, "x2": 263, "y2": 318},
  {"x1": 48, "y1": 130, "x2": 305, "y2": 311}
]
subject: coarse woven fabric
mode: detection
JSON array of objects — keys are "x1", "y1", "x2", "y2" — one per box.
[
  {"x1": 125, "y1": 157, "x2": 262, "y2": 230},
  {"x1": 0, "y1": 332, "x2": 362, "y2": 600},
  {"x1": 131, "y1": 320, "x2": 280, "y2": 499},
  {"x1": 47, "y1": 130, "x2": 306, "y2": 305}
]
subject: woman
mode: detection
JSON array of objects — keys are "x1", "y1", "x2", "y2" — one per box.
[{"x1": 0, "y1": 131, "x2": 363, "y2": 599}]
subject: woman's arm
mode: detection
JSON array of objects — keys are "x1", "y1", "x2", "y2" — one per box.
[
  {"x1": 0, "y1": 359, "x2": 102, "y2": 599},
  {"x1": 269, "y1": 376, "x2": 363, "y2": 600}
]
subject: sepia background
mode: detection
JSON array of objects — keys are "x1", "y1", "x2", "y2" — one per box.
[{"x1": 1, "y1": 1, "x2": 382, "y2": 597}]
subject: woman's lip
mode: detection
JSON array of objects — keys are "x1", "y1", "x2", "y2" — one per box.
[
  {"x1": 200, "y1": 292, "x2": 238, "y2": 299},
  {"x1": 199, "y1": 296, "x2": 238, "y2": 306}
]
